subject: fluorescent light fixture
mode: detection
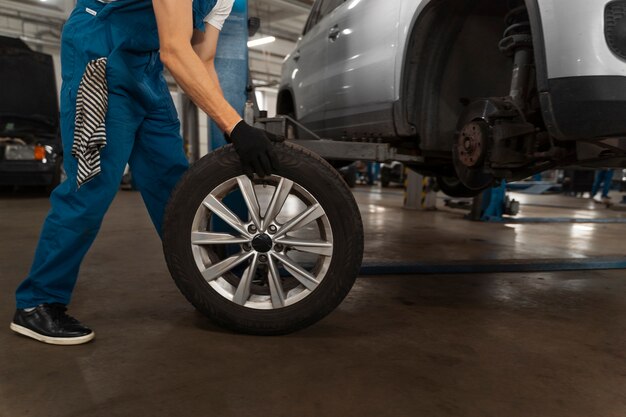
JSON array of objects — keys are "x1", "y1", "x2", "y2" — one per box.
[{"x1": 248, "y1": 36, "x2": 276, "y2": 48}]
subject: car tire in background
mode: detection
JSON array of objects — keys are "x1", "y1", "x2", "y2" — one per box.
[
  {"x1": 436, "y1": 175, "x2": 482, "y2": 198},
  {"x1": 163, "y1": 142, "x2": 364, "y2": 335},
  {"x1": 46, "y1": 156, "x2": 66, "y2": 195},
  {"x1": 380, "y1": 166, "x2": 392, "y2": 187},
  {"x1": 340, "y1": 164, "x2": 357, "y2": 188}
]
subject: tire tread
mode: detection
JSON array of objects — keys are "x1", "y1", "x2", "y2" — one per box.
[{"x1": 163, "y1": 142, "x2": 363, "y2": 335}]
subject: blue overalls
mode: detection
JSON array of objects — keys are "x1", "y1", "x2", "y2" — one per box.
[{"x1": 16, "y1": 0, "x2": 217, "y2": 308}]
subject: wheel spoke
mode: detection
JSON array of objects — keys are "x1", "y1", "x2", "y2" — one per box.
[
  {"x1": 201, "y1": 251, "x2": 254, "y2": 283},
  {"x1": 274, "y1": 204, "x2": 324, "y2": 239},
  {"x1": 203, "y1": 194, "x2": 250, "y2": 237},
  {"x1": 236, "y1": 175, "x2": 262, "y2": 230},
  {"x1": 262, "y1": 178, "x2": 293, "y2": 229},
  {"x1": 191, "y1": 174, "x2": 335, "y2": 310},
  {"x1": 272, "y1": 252, "x2": 320, "y2": 291},
  {"x1": 192, "y1": 231, "x2": 249, "y2": 245},
  {"x1": 274, "y1": 237, "x2": 333, "y2": 256},
  {"x1": 233, "y1": 253, "x2": 259, "y2": 305},
  {"x1": 267, "y1": 255, "x2": 286, "y2": 308}
]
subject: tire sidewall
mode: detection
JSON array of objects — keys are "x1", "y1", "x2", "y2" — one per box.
[
  {"x1": 163, "y1": 143, "x2": 363, "y2": 334},
  {"x1": 437, "y1": 175, "x2": 482, "y2": 198}
]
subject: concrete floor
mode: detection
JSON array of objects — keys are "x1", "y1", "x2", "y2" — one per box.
[{"x1": 1, "y1": 186, "x2": 626, "y2": 417}]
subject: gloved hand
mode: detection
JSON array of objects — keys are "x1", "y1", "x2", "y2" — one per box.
[{"x1": 228, "y1": 120, "x2": 280, "y2": 179}]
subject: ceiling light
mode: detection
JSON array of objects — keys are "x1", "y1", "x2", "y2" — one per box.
[
  {"x1": 348, "y1": 0, "x2": 362, "y2": 10},
  {"x1": 248, "y1": 36, "x2": 276, "y2": 48}
]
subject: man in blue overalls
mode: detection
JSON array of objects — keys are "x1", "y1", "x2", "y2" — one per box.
[{"x1": 10, "y1": 0, "x2": 278, "y2": 345}]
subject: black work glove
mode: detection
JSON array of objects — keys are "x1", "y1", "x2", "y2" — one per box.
[{"x1": 228, "y1": 120, "x2": 280, "y2": 179}]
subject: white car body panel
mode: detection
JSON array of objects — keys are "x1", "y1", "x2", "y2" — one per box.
[
  {"x1": 280, "y1": 0, "x2": 626, "y2": 139},
  {"x1": 323, "y1": 0, "x2": 401, "y2": 125},
  {"x1": 393, "y1": 0, "x2": 426, "y2": 101},
  {"x1": 539, "y1": 0, "x2": 626, "y2": 79},
  {"x1": 289, "y1": 21, "x2": 328, "y2": 125}
]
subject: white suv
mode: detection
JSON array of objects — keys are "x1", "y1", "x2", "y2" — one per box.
[{"x1": 279, "y1": 0, "x2": 626, "y2": 196}]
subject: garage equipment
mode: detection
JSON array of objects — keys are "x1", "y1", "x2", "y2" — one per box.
[
  {"x1": 380, "y1": 161, "x2": 405, "y2": 187},
  {"x1": 442, "y1": 182, "x2": 519, "y2": 221},
  {"x1": 404, "y1": 170, "x2": 437, "y2": 211},
  {"x1": 359, "y1": 257, "x2": 626, "y2": 275},
  {"x1": 257, "y1": 115, "x2": 424, "y2": 165},
  {"x1": 468, "y1": 182, "x2": 520, "y2": 221},
  {"x1": 506, "y1": 181, "x2": 561, "y2": 194}
]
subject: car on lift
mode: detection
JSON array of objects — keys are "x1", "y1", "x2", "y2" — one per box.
[
  {"x1": 156, "y1": 0, "x2": 626, "y2": 336},
  {"x1": 0, "y1": 36, "x2": 63, "y2": 193},
  {"x1": 278, "y1": 0, "x2": 626, "y2": 197}
]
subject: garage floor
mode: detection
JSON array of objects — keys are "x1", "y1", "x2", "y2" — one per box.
[{"x1": 1, "y1": 186, "x2": 626, "y2": 417}]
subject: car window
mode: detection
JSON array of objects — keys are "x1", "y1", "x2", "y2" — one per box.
[
  {"x1": 318, "y1": 0, "x2": 345, "y2": 21},
  {"x1": 303, "y1": 0, "x2": 345, "y2": 35},
  {"x1": 303, "y1": 0, "x2": 323, "y2": 35}
]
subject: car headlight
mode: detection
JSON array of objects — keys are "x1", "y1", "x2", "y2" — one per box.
[{"x1": 5, "y1": 144, "x2": 47, "y2": 161}]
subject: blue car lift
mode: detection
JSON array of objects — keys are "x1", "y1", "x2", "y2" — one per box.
[
  {"x1": 199, "y1": 1, "x2": 626, "y2": 277},
  {"x1": 468, "y1": 181, "x2": 514, "y2": 222}
]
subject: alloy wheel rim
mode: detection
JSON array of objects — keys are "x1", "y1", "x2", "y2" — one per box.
[{"x1": 190, "y1": 175, "x2": 334, "y2": 310}]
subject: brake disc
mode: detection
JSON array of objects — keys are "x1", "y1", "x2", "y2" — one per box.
[{"x1": 453, "y1": 121, "x2": 494, "y2": 191}]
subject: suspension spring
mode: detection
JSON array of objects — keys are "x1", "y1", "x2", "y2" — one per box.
[
  {"x1": 499, "y1": 6, "x2": 533, "y2": 57},
  {"x1": 499, "y1": 5, "x2": 535, "y2": 110}
]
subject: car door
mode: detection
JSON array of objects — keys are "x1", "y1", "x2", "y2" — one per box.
[
  {"x1": 323, "y1": 0, "x2": 402, "y2": 138},
  {"x1": 289, "y1": 0, "x2": 331, "y2": 133}
]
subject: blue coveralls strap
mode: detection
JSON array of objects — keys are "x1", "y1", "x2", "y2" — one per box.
[{"x1": 15, "y1": 0, "x2": 217, "y2": 309}]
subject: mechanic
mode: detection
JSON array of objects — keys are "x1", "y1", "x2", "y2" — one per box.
[
  {"x1": 10, "y1": 0, "x2": 279, "y2": 345},
  {"x1": 590, "y1": 168, "x2": 615, "y2": 204}
]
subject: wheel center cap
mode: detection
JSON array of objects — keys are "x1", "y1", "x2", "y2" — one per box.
[{"x1": 251, "y1": 234, "x2": 273, "y2": 253}]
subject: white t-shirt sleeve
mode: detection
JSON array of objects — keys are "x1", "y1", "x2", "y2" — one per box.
[{"x1": 204, "y1": 0, "x2": 235, "y2": 31}]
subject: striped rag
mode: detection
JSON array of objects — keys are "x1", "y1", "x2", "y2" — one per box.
[{"x1": 72, "y1": 57, "x2": 108, "y2": 188}]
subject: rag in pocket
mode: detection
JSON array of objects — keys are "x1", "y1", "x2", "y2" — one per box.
[{"x1": 72, "y1": 57, "x2": 108, "y2": 188}]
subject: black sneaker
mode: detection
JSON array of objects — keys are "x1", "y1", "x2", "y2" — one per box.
[{"x1": 10, "y1": 303, "x2": 95, "y2": 345}]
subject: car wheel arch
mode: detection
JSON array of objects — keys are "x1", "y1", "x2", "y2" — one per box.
[
  {"x1": 277, "y1": 88, "x2": 297, "y2": 119},
  {"x1": 395, "y1": 0, "x2": 549, "y2": 144}
]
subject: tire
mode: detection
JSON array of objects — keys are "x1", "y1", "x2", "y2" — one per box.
[
  {"x1": 162, "y1": 142, "x2": 364, "y2": 335},
  {"x1": 46, "y1": 156, "x2": 66, "y2": 195},
  {"x1": 436, "y1": 175, "x2": 482, "y2": 198},
  {"x1": 380, "y1": 166, "x2": 391, "y2": 187},
  {"x1": 341, "y1": 164, "x2": 357, "y2": 188}
]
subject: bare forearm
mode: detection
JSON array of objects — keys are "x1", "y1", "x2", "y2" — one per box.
[
  {"x1": 204, "y1": 61, "x2": 224, "y2": 96},
  {"x1": 162, "y1": 46, "x2": 239, "y2": 133}
]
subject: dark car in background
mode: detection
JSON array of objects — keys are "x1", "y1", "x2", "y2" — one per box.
[{"x1": 0, "y1": 36, "x2": 63, "y2": 192}]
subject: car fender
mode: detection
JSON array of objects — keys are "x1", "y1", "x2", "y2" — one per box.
[
  {"x1": 394, "y1": 0, "x2": 549, "y2": 136},
  {"x1": 276, "y1": 85, "x2": 298, "y2": 119}
]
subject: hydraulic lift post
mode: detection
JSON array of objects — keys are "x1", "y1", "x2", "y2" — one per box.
[{"x1": 257, "y1": 115, "x2": 424, "y2": 165}]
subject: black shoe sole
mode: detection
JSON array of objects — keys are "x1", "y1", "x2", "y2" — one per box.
[{"x1": 9, "y1": 323, "x2": 95, "y2": 345}]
